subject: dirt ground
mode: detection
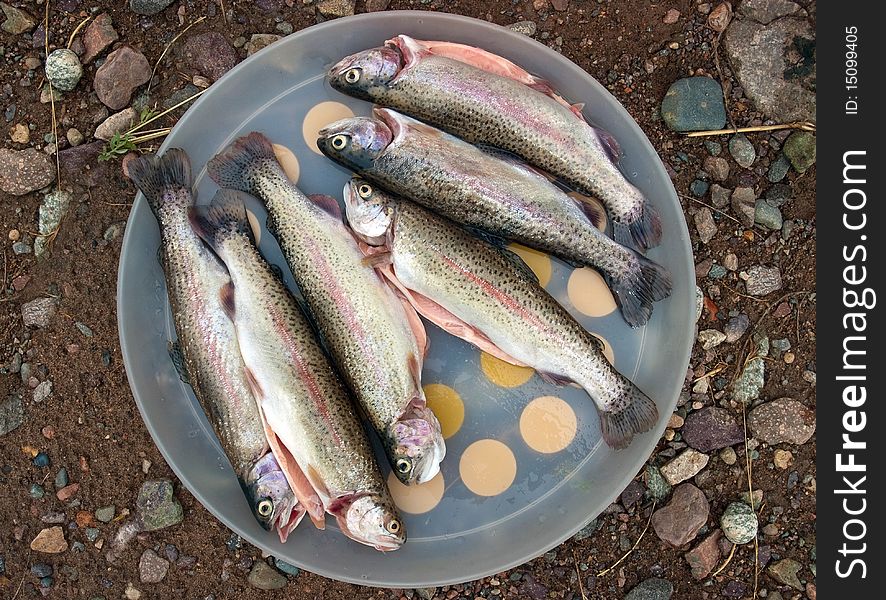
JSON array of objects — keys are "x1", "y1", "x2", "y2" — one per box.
[{"x1": 1, "y1": 1, "x2": 815, "y2": 598}]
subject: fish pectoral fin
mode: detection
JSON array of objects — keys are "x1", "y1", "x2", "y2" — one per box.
[
  {"x1": 538, "y1": 371, "x2": 574, "y2": 387},
  {"x1": 257, "y1": 408, "x2": 326, "y2": 529},
  {"x1": 372, "y1": 263, "x2": 429, "y2": 358},
  {"x1": 361, "y1": 251, "x2": 393, "y2": 269},
  {"x1": 308, "y1": 193, "x2": 343, "y2": 220},
  {"x1": 166, "y1": 340, "x2": 190, "y2": 384}
]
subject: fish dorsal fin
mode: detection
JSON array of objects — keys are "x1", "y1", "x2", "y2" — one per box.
[
  {"x1": 464, "y1": 227, "x2": 540, "y2": 286},
  {"x1": 219, "y1": 281, "x2": 236, "y2": 320},
  {"x1": 595, "y1": 127, "x2": 622, "y2": 164},
  {"x1": 166, "y1": 340, "x2": 190, "y2": 384},
  {"x1": 308, "y1": 194, "x2": 343, "y2": 220}
]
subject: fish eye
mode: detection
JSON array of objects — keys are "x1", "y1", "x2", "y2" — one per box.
[
  {"x1": 386, "y1": 518, "x2": 401, "y2": 534},
  {"x1": 331, "y1": 134, "x2": 349, "y2": 150},
  {"x1": 358, "y1": 183, "x2": 373, "y2": 198},
  {"x1": 344, "y1": 68, "x2": 362, "y2": 84},
  {"x1": 257, "y1": 499, "x2": 273, "y2": 517},
  {"x1": 395, "y1": 458, "x2": 411, "y2": 474}
]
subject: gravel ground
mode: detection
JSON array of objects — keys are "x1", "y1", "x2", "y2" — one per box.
[{"x1": 1, "y1": 1, "x2": 816, "y2": 598}]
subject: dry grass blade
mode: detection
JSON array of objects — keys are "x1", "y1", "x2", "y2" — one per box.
[
  {"x1": 573, "y1": 549, "x2": 588, "y2": 600},
  {"x1": 678, "y1": 193, "x2": 740, "y2": 224},
  {"x1": 67, "y1": 15, "x2": 92, "y2": 49},
  {"x1": 711, "y1": 542, "x2": 736, "y2": 577},
  {"x1": 129, "y1": 88, "x2": 207, "y2": 135},
  {"x1": 147, "y1": 15, "x2": 207, "y2": 98},
  {"x1": 597, "y1": 501, "x2": 656, "y2": 576},
  {"x1": 684, "y1": 121, "x2": 816, "y2": 138},
  {"x1": 45, "y1": 0, "x2": 61, "y2": 191}
]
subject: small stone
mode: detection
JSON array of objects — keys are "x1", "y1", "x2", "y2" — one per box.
[
  {"x1": 709, "y1": 184, "x2": 730, "y2": 209},
  {"x1": 33, "y1": 451, "x2": 51, "y2": 467},
  {"x1": 246, "y1": 34, "x2": 281, "y2": 57},
  {"x1": 767, "y1": 154, "x2": 791, "y2": 182},
  {"x1": 139, "y1": 549, "x2": 169, "y2": 584},
  {"x1": 625, "y1": 577, "x2": 673, "y2": 600},
  {"x1": 181, "y1": 33, "x2": 239, "y2": 82},
  {"x1": 66, "y1": 128, "x2": 84, "y2": 147},
  {"x1": 0, "y1": 148, "x2": 55, "y2": 196},
  {"x1": 0, "y1": 395, "x2": 24, "y2": 436},
  {"x1": 85, "y1": 527, "x2": 99, "y2": 542},
  {"x1": 663, "y1": 8, "x2": 680, "y2": 23},
  {"x1": 783, "y1": 351, "x2": 795, "y2": 364},
  {"x1": 661, "y1": 77, "x2": 727, "y2": 132},
  {"x1": 572, "y1": 518, "x2": 599, "y2": 541},
  {"x1": 273, "y1": 558, "x2": 300, "y2": 577},
  {"x1": 685, "y1": 529, "x2": 721, "y2": 579},
  {"x1": 507, "y1": 20, "x2": 538, "y2": 37},
  {"x1": 247, "y1": 561, "x2": 287, "y2": 590},
  {"x1": 720, "y1": 501, "x2": 758, "y2": 544},
  {"x1": 31, "y1": 563, "x2": 53, "y2": 578},
  {"x1": 82, "y1": 13, "x2": 118, "y2": 63},
  {"x1": 34, "y1": 189, "x2": 73, "y2": 258},
  {"x1": 1, "y1": 2, "x2": 35, "y2": 34},
  {"x1": 30, "y1": 527, "x2": 67, "y2": 553},
  {"x1": 707, "y1": 1, "x2": 732, "y2": 32},
  {"x1": 56, "y1": 483, "x2": 80, "y2": 501},
  {"x1": 660, "y1": 449, "x2": 709, "y2": 485},
  {"x1": 703, "y1": 156, "x2": 730, "y2": 181},
  {"x1": 690, "y1": 179, "x2": 709, "y2": 198},
  {"x1": 129, "y1": 0, "x2": 176, "y2": 15},
  {"x1": 94, "y1": 108, "x2": 137, "y2": 141},
  {"x1": 316, "y1": 0, "x2": 356, "y2": 18},
  {"x1": 746, "y1": 265, "x2": 782, "y2": 296},
  {"x1": 695, "y1": 285, "x2": 703, "y2": 323},
  {"x1": 748, "y1": 398, "x2": 815, "y2": 444},
  {"x1": 783, "y1": 131, "x2": 816, "y2": 173},
  {"x1": 765, "y1": 183, "x2": 792, "y2": 207},
  {"x1": 41, "y1": 512, "x2": 66, "y2": 524},
  {"x1": 55, "y1": 467, "x2": 69, "y2": 489},
  {"x1": 720, "y1": 446, "x2": 737, "y2": 465},
  {"x1": 730, "y1": 187, "x2": 757, "y2": 227},
  {"x1": 45, "y1": 49, "x2": 83, "y2": 92},
  {"x1": 768, "y1": 558, "x2": 803, "y2": 590},
  {"x1": 30, "y1": 483, "x2": 46, "y2": 498},
  {"x1": 773, "y1": 449, "x2": 793, "y2": 469},
  {"x1": 59, "y1": 141, "x2": 109, "y2": 187},
  {"x1": 755, "y1": 200, "x2": 783, "y2": 230},
  {"x1": 682, "y1": 407, "x2": 744, "y2": 452},
  {"x1": 93, "y1": 506, "x2": 115, "y2": 523},
  {"x1": 728, "y1": 134, "x2": 756, "y2": 168},
  {"x1": 693, "y1": 208, "x2": 717, "y2": 244},
  {"x1": 94, "y1": 47, "x2": 151, "y2": 110},
  {"x1": 136, "y1": 480, "x2": 183, "y2": 531},
  {"x1": 364, "y1": 0, "x2": 391, "y2": 11},
  {"x1": 733, "y1": 334, "x2": 769, "y2": 404},
  {"x1": 22, "y1": 298, "x2": 59, "y2": 329},
  {"x1": 724, "y1": 314, "x2": 749, "y2": 342},
  {"x1": 10, "y1": 123, "x2": 29, "y2": 143},
  {"x1": 668, "y1": 414, "x2": 685, "y2": 429},
  {"x1": 644, "y1": 465, "x2": 672, "y2": 501},
  {"x1": 275, "y1": 22, "x2": 293, "y2": 35},
  {"x1": 124, "y1": 582, "x2": 142, "y2": 600},
  {"x1": 620, "y1": 480, "x2": 645, "y2": 509},
  {"x1": 697, "y1": 329, "x2": 726, "y2": 350}
]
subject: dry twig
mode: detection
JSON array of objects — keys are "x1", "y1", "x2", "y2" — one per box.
[
  {"x1": 597, "y1": 501, "x2": 656, "y2": 576},
  {"x1": 684, "y1": 121, "x2": 816, "y2": 138}
]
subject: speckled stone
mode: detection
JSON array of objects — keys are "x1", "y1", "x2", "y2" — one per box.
[
  {"x1": 45, "y1": 48, "x2": 83, "y2": 91},
  {"x1": 720, "y1": 501, "x2": 758, "y2": 544}
]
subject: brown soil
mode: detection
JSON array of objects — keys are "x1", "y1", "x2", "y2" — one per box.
[{"x1": 1, "y1": 1, "x2": 816, "y2": 599}]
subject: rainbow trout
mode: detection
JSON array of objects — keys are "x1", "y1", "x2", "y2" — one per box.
[
  {"x1": 344, "y1": 178, "x2": 659, "y2": 449},
  {"x1": 128, "y1": 150, "x2": 302, "y2": 542},
  {"x1": 318, "y1": 109, "x2": 671, "y2": 328},
  {"x1": 207, "y1": 132, "x2": 444, "y2": 485},
  {"x1": 327, "y1": 34, "x2": 661, "y2": 251}
]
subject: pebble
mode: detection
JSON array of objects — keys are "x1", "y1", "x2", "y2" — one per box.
[
  {"x1": 644, "y1": 465, "x2": 672, "y2": 501},
  {"x1": 651, "y1": 483, "x2": 709, "y2": 546},
  {"x1": 728, "y1": 134, "x2": 756, "y2": 168},
  {"x1": 59, "y1": 141, "x2": 109, "y2": 187},
  {"x1": 45, "y1": 49, "x2": 83, "y2": 92},
  {"x1": 703, "y1": 156, "x2": 730, "y2": 181},
  {"x1": 82, "y1": 13, "x2": 118, "y2": 63},
  {"x1": 693, "y1": 208, "x2": 717, "y2": 244},
  {"x1": 365, "y1": 0, "x2": 391, "y2": 12},
  {"x1": 275, "y1": 22, "x2": 293, "y2": 35},
  {"x1": 30, "y1": 483, "x2": 46, "y2": 498},
  {"x1": 783, "y1": 131, "x2": 816, "y2": 173},
  {"x1": 684, "y1": 529, "x2": 721, "y2": 579},
  {"x1": 30, "y1": 526, "x2": 67, "y2": 553},
  {"x1": 139, "y1": 549, "x2": 169, "y2": 584},
  {"x1": 316, "y1": 0, "x2": 356, "y2": 18},
  {"x1": 41, "y1": 512, "x2": 66, "y2": 524},
  {"x1": 767, "y1": 153, "x2": 791, "y2": 182},
  {"x1": 660, "y1": 77, "x2": 727, "y2": 132},
  {"x1": 85, "y1": 527, "x2": 99, "y2": 542},
  {"x1": 136, "y1": 480, "x2": 183, "y2": 531},
  {"x1": 746, "y1": 265, "x2": 782, "y2": 296},
  {"x1": 690, "y1": 179, "x2": 709, "y2": 197},
  {"x1": 773, "y1": 449, "x2": 793, "y2": 469},
  {"x1": 0, "y1": 148, "x2": 56, "y2": 196},
  {"x1": 182, "y1": 32, "x2": 239, "y2": 82},
  {"x1": 55, "y1": 467, "x2": 69, "y2": 489},
  {"x1": 124, "y1": 582, "x2": 142, "y2": 600},
  {"x1": 65, "y1": 128, "x2": 84, "y2": 147},
  {"x1": 508, "y1": 20, "x2": 538, "y2": 36},
  {"x1": 34, "y1": 189, "x2": 73, "y2": 258},
  {"x1": 765, "y1": 183, "x2": 792, "y2": 207},
  {"x1": 247, "y1": 561, "x2": 287, "y2": 590},
  {"x1": 682, "y1": 407, "x2": 744, "y2": 452},
  {"x1": 663, "y1": 8, "x2": 680, "y2": 23},
  {"x1": 733, "y1": 334, "x2": 769, "y2": 404},
  {"x1": 10, "y1": 123, "x2": 29, "y2": 143},
  {"x1": 273, "y1": 558, "x2": 300, "y2": 577},
  {"x1": 31, "y1": 562, "x2": 53, "y2": 578},
  {"x1": 246, "y1": 34, "x2": 281, "y2": 57},
  {"x1": 748, "y1": 398, "x2": 815, "y2": 444},
  {"x1": 697, "y1": 329, "x2": 725, "y2": 350},
  {"x1": 724, "y1": 314, "x2": 749, "y2": 342},
  {"x1": 33, "y1": 452, "x2": 51, "y2": 467},
  {"x1": 94, "y1": 108, "x2": 137, "y2": 141},
  {"x1": 95, "y1": 506, "x2": 115, "y2": 523},
  {"x1": 660, "y1": 449, "x2": 709, "y2": 485},
  {"x1": 730, "y1": 187, "x2": 757, "y2": 227},
  {"x1": 57, "y1": 483, "x2": 80, "y2": 501},
  {"x1": 720, "y1": 501, "x2": 758, "y2": 544},
  {"x1": 625, "y1": 578, "x2": 673, "y2": 600},
  {"x1": 572, "y1": 518, "x2": 599, "y2": 541},
  {"x1": 129, "y1": 0, "x2": 176, "y2": 15},
  {"x1": 708, "y1": 183, "x2": 729, "y2": 209},
  {"x1": 768, "y1": 558, "x2": 803, "y2": 590},
  {"x1": 94, "y1": 47, "x2": 151, "y2": 110},
  {"x1": 1, "y1": 1, "x2": 35, "y2": 34},
  {"x1": 755, "y1": 200, "x2": 783, "y2": 229}
]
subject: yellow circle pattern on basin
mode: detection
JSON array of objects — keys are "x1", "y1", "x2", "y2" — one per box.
[
  {"x1": 567, "y1": 267, "x2": 617, "y2": 317},
  {"x1": 508, "y1": 243, "x2": 552, "y2": 287},
  {"x1": 387, "y1": 472, "x2": 445, "y2": 515},
  {"x1": 302, "y1": 101, "x2": 355, "y2": 154},
  {"x1": 423, "y1": 384, "x2": 464, "y2": 439},
  {"x1": 519, "y1": 396, "x2": 578, "y2": 454},
  {"x1": 459, "y1": 439, "x2": 517, "y2": 497},
  {"x1": 272, "y1": 143, "x2": 300, "y2": 182},
  {"x1": 480, "y1": 352, "x2": 534, "y2": 388}
]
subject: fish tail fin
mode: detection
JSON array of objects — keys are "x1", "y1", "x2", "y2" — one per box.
[
  {"x1": 607, "y1": 251, "x2": 672, "y2": 327},
  {"x1": 128, "y1": 148, "x2": 193, "y2": 214},
  {"x1": 206, "y1": 131, "x2": 275, "y2": 194},
  {"x1": 599, "y1": 384, "x2": 659, "y2": 450},
  {"x1": 188, "y1": 189, "x2": 253, "y2": 251},
  {"x1": 611, "y1": 197, "x2": 662, "y2": 252}
]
